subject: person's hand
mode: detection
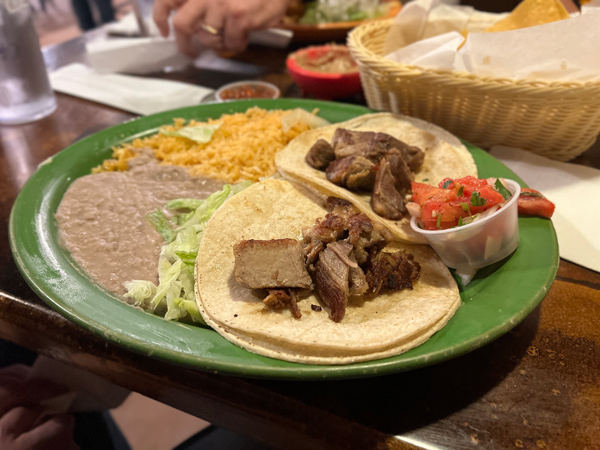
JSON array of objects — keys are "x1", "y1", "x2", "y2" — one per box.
[
  {"x1": 154, "y1": 0, "x2": 292, "y2": 55},
  {"x1": 0, "y1": 365, "x2": 79, "y2": 450}
]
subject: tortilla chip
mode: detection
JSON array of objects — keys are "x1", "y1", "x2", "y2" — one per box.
[
  {"x1": 195, "y1": 179, "x2": 461, "y2": 365},
  {"x1": 485, "y1": 0, "x2": 570, "y2": 32},
  {"x1": 275, "y1": 113, "x2": 477, "y2": 244}
]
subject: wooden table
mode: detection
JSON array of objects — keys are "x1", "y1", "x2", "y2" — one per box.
[{"x1": 1, "y1": 35, "x2": 599, "y2": 450}]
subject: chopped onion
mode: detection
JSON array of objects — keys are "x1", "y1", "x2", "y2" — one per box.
[
  {"x1": 470, "y1": 204, "x2": 500, "y2": 224},
  {"x1": 405, "y1": 202, "x2": 422, "y2": 219}
]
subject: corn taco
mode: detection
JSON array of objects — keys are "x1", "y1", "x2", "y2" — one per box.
[
  {"x1": 195, "y1": 179, "x2": 460, "y2": 365},
  {"x1": 275, "y1": 113, "x2": 477, "y2": 244}
]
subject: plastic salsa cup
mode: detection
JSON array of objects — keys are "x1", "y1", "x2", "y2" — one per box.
[{"x1": 409, "y1": 179, "x2": 521, "y2": 280}]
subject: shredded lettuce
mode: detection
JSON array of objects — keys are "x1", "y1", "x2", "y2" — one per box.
[
  {"x1": 299, "y1": 0, "x2": 387, "y2": 25},
  {"x1": 146, "y1": 209, "x2": 177, "y2": 243},
  {"x1": 123, "y1": 180, "x2": 252, "y2": 325},
  {"x1": 123, "y1": 280, "x2": 157, "y2": 307},
  {"x1": 160, "y1": 123, "x2": 221, "y2": 143}
]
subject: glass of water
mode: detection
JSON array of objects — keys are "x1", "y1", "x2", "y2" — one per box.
[{"x1": 0, "y1": 0, "x2": 56, "y2": 125}]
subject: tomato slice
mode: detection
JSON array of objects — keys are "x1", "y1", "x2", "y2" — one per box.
[{"x1": 518, "y1": 189, "x2": 555, "y2": 218}]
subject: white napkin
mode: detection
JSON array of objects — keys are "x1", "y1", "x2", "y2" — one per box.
[
  {"x1": 104, "y1": 11, "x2": 160, "y2": 36},
  {"x1": 383, "y1": 0, "x2": 507, "y2": 54},
  {"x1": 87, "y1": 37, "x2": 191, "y2": 75},
  {"x1": 489, "y1": 146, "x2": 600, "y2": 273},
  {"x1": 384, "y1": 0, "x2": 600, "y2": 82},
  {"x1": 49, "y1": 63, "x2": 214, "y2": 116}
]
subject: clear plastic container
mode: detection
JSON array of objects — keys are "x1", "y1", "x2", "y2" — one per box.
[{"x1": 410, "y1": 179, "x2": 521, "y2": 280}]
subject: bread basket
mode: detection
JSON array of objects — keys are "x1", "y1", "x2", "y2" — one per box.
[{"x1": 347, "y1": 19, "x2": 600, "y2": 161}]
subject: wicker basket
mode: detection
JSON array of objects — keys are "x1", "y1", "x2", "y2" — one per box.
[{"x1": 347, "y1": 19, "x2": 600, "y2": 161}]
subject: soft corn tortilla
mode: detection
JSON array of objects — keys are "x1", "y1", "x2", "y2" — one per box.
[
  {"x1": 275, "y1": 113, "x2": 477, "y2": 244},
  {"x1": 195, "y1": 179, "x2": 461, "y2": 365}
]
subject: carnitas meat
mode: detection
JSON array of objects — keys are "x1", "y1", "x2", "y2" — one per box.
[
  {"x1": 304, "y1": 129, "x2": 425, "y2": 221},
  {"x1": 370, "y1": 152, "x2": 413, "y2": 220},
  {"x1": 233, "y1": 197, "x2": 421, "y2": 323},
  {"x1": 313, "y1": 244, "x2": 352, "y2": 322},
  {"x1": 325, "y1": 155, "x2": 375, "y2": 191},
  {"x1": 301, "y1": 197, "x2": 418, "y2": 322},
  {"x1": 363, "y1": 250, "x2": 421, "y2": 298},
  {"x1": 233, "y1": 239, "x2": 312, "y2": 289},
  {"x1": 305, "y1": 138, "x2": 335, "y2": 170},
  {"x1": 263, "y1": 289, "x2": 302, "y2": 319}
]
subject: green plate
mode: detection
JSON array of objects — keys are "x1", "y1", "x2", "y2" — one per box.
[{"x1": 9, "y1": 99, "x2": 559, "y2": 380}]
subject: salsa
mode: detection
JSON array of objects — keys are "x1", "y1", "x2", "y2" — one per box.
[
  {"x1": 409, "y1": 176, "x2": 555, "y2": 230},
  {"x1": 409, "y1": 176, "x2": 510, "y2": 230},
  {"x1": 218, "y1": 83, "x2": 278, "y2": 100}
]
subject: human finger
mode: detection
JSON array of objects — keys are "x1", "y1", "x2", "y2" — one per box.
[
  {"x1": 193, "y1": 1, "x2": 226, "y2": 51},
  {"x1": 0, "y1": 406, "x2": 44, "y2": 437},
  {"x1": 153, "y1": 0, "x2": 174, "y2": 37},
  {"x1": 221, "y1": 11, "x2": 249, "y2": 53},
  {"x1": 172, "y1": 0, "x2": 216, "y2": 39},
  {"x1": 172, "y1": 0, "x2": 214, "y2": 56},
  {"x1": 154, "y1": 0, "x2": 188, "y2": 36},
  {"x1": 0, "y1": 364, "x2": 31, "y2": 380},
  {"x1": 0, "y1": 379, "x2": 67, "y2": 416},
  {"x1": 18, "y1": 414, "x2": 78, "y2": 450}
]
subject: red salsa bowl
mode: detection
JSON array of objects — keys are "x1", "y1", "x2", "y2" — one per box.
[{"x1": 286, "y1": 44, "x2": 362, "y2": 100}]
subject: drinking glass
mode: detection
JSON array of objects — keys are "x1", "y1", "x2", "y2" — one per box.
[{"x1": 0, "y1": 0, "x2": 56, "y2": 125}]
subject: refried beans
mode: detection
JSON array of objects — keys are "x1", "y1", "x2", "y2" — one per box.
[{"x1": 55, "y1": 156, "x2": 223, "y2": 296}]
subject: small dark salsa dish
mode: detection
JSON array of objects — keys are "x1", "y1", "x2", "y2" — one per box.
[{"x1": 216, "y1": 81, "x2": 280, "y2": 102}]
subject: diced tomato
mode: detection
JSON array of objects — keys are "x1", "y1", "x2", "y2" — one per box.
[
  {"x1": 410, "y1": 182, "x2": 455, "y2": 206},
  {"x1": 518, "y1": 189, "x2": 555, "y2": 218},
  {"x1": 453, "y1": 176, "x2": 489, "y2": 190},
  {"x1": 437, "y1": 178, "x2": 455, "y2": 189},
  {"x1": 412, "y1": 176, "x2": 512, "y2": 230},
  {"x1": 469, "y1": 185, "x2": 505, "y2": 213},
  {"x1": 421, "y1": 201, "x2": 471, "y2": 230}
]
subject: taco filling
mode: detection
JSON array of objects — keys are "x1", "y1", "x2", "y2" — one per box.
[
  {"x1": 233, "y1": 197, "x2": 421, "y2": 322},
  {"x1": 195, "y1": 178, "x2": 461, "y2": 365},
  {"x1": 276, "y1": 113, "x2": 478, "y2": 244},
  {"x1": 306, "y1": 129, "x2": 425, "y2": 220}
]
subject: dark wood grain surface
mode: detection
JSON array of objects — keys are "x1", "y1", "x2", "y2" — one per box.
[{"x1": 1, "y1": 35, "x2": 599, "y2": 450}]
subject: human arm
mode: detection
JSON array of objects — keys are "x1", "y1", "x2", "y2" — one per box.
[{"x1": 153, "y1": 0, "x2": 292, "y2": 55}]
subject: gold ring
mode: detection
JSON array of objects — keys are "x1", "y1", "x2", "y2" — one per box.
[{"x1": 200, "y1": 23, "x2": 221, "y2": 35}]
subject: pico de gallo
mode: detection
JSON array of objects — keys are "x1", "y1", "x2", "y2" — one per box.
[{"x1": 408, "y1": 176, "x2": 554, "y2": 231}]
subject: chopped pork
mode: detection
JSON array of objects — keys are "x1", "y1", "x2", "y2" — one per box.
[
  {"x1": 314, "y1": 244, "x2": 351, "y2": 323},
  {"x1": 263, "y1": 289, "x2": 302, "y2": 319},
  {"x1": 305, "y1": 129, "x2": 425, "y2": 221},
  {"x1": 371, "y1": 156, "x2": 409, "y2": 220},
  {"x1": 233, "y1": 239, "x2": 312, "y2": 289},
  {"x1": 305, "y1": 138, "x2": 335, "y2": 170},
  {"x1": 363, "y1": 250, "x2": 421, "y2": 298},
  {"x1": 325, "y1": 155, "x2": 376, "y2": 191}
]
